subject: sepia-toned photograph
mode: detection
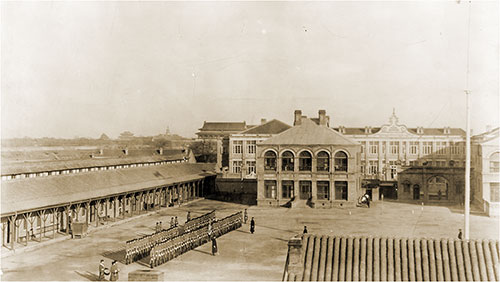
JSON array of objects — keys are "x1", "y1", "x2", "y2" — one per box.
[{"x1": 1, "y1": 0, "x2": 499, "y2": 281}]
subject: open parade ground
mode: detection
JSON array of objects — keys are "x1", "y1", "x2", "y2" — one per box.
[{"x1": 1, "y1": 199, "x2": 499, "y2": 281}]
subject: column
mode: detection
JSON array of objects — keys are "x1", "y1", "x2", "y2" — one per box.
[
  {"x1": 95, "y1": 202, "x2": 99, "y2": 227},
  {"x1": 86, "y1": 202, "x2": 90, "y2": 225},
  {"x1": 65, "y1": 206, "x2": 70, "y2": 235},
  {"x1": 113, "y1": 197, "x2": 117, "y2": 220},
  {"x1": 9, "y1": 216, "x2": 15, "y2": 250},
  {"x1": 52, "y1": 209, "x2": 56, "y2": 239},
  {"x1": 122, "y1": 197, "x2": 126, "y2": 218}
]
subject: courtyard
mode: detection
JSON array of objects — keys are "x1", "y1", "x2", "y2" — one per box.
[{"x1": 1, "y1": 199, "x2": 498, "y2": 281}]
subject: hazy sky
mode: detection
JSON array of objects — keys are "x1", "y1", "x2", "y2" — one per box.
[{"x1": 2, "y1": 1, "x2": 498, "y2": 139}]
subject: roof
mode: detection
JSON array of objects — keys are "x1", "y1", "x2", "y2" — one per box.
[
  {"x1": 472, "y1": 127, "x2": 500, "y2": 143},
  {"x1": 261, "y1": 119, "x2": 358, "y2": 146},
  {"x1": 198, "y1": 122, "x2": 247, "y2": 132},
  {"x1": 239, "y1": 119, "x2": 292, "y2": 135},
  {"x1": 333, "y1": 127, "x2": 465, "y2": 136},
  {"x1": 1, "y1": 163, "x2": 216, "y2": 216},
  {"x1": 283, "y1": 234, "x2": 500, "y2": 282},
  {"x1": 1, "y1": 149, "x2": 189, "y2": 176}
]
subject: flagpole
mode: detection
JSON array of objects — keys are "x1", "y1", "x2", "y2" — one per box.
[{"x1": 463, "y1": 0, "x2": 472, "y2": 240}]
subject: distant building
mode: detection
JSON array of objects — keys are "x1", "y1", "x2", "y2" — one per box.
[
  {"x1": 227, "y1": 119, "x2": 292, "y2": 179},
  {"x1": 196, "y1": 121, "x2": 254, "y2": 168},
  {"x1": 256, "y1": 110, "x2": 362, "y2": 208},
  {"x1": 335, "y1": 110, "x2": 466, "y2": 201},
  {"x1": 472, "y1": 127, "x2": 500, "y2": 217}
]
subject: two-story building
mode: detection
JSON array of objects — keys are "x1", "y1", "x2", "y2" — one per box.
[
  {"x1": 472, "y1": 127, "x2": 500, "y2": 217},
  {"x1": 256, "y1": 110, "x2": 362, "y2": 208}
]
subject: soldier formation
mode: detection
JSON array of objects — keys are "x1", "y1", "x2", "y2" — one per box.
[{"x1": 125, "y1": 225, "x2": 181, "y2": 264}]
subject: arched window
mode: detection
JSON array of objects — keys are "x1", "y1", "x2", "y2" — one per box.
[
  {"x1": 334, "y1": 151, "x2": 348, "y2": 172},
  {"x1": 317, "y1": 151, "x2": 330, "y2": 172},
  {"x1": 264, "y1": 151, "x2": 277, "y2": 171},
  {"x1": 428, "y1": 176, "x2": 448, "y2": 201},
  {"x1": 490, "y1": 152, "x2": 500, "y2": 173},
  {"x1": 282, "y1": 151, "x2": 295, "y2": 171},
  {"x1": 299, "y1": 151, "x2": 312, "y2": 171}
]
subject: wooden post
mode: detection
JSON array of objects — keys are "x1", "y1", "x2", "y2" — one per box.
[
  {"x1": 86, "y1": 202, "x2": 90, "y2": 225},
  {"x1": 66, "y1": 205, "x2": 70, "y2": 235},
  {"x1": 9, "y1": 215, "x2": 15, "y2": 250},
  {"x1": 113, "y1": 197, "x2": 117, "y2": 221},
  {"x1": 52, "y1": 208, "x2": 56, "y2": 239},
  {"x1": 22, "y1": 214, "x2": 29, "y2": 246},
  {"x1": 105, "y1": 199, "x2": 108, "y2": 220},
  {"x1": 122, "y1": 196, "x2": 126, "y2": 219}
]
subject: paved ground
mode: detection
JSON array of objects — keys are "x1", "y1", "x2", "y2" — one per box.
[{"x1": 1, "y1": 199, "x2": 498, "y2": 281}]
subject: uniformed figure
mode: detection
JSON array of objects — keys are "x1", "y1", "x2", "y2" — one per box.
[
  {"x1": 303, "y1": 226, "x2": 308, "y2": 234},
  {"x1": 159, "y1": 221, "x2": 162, "y2": 231},
  {"x1": 250, "y1": 217, "x2": 255, "y2": 234},
  {"x1": 98, "y1": 259, "x2": 105, "y2": 281},
  {"x1": 187, "y1": 211, "x2": 191, "y2": 222},
  {"x1": 244, "y1": 209, "x2": 248, "y2": 224},
  {"x1": 110, "y1": 261, "x2": 119, "y2": 281},
  {"x1": 174, "y1": 216, "x2": 178, "y2": 227},
  {"x1": 155, "y1": 222, "x2": 159, "y2": 232},
  {"x1": 458, "y1": 229, "x2": 463, "y2": 240},
  {"x1": 170, "y1": 217, "x2": 175, "y2": 228}
]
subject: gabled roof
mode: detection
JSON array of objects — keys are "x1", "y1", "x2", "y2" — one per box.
[
  {"x1": 1, "y1": 163, "x2": 216, "y2": 216},
  {"x1": 198, "y1": 122, "x2": 247, "y2": 132},
  {"x1": 261, "y1": 118, "x2": 358, "y2": 146},
  {"x1": 283, "y1": 234, "x2": 500, "y2": 282},
  {"x1": 239, "y1": 119, "x2": 292, "y2": 135}
]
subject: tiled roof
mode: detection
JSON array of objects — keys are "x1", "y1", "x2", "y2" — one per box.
[
  {"x1": 198, "y1": 122, "x2": 247, "y2": 132},
  {"x1": 283, "y1": 234, "x2": 500, "y2": 281},
  {"x1": 239, "y1": 119, "x2": 292, "y2": 135},
  {"x1": 1, "y1": 149, "x2": 188, "y2": 176},
  {"x1": 333, "y1": 127, "x2": 465, "y2": 136},
  {"x1": 1, "y1": 163, "x2": 216, "y2": 216},
  {"x1": 261, "y1": 119, "x2": 358, "y2": 146}
]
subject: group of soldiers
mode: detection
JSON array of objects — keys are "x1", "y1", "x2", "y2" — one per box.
[
  {"x1": 183, "y1": 210, "x2": 215, "y2": 233},
  {"x1": 125, "y1": 226, "x2": 180, "y2": 264},
  {"x1": 148, "y1": 211, "x2": 243, "y2": 268}
]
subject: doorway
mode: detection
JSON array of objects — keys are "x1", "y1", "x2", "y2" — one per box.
[
  {"x1": 299, "y1": 181, "x2": 312, "y2": 200},
  {"x1": 413, "y1": 184, "x2": 420, "y2": 200}
]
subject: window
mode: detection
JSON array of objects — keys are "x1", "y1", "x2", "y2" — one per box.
[
  {"x1": 246, "y1": 161, "x2": 256, "y2": 175},
  {"x1": 490, "y1": 152, "x2": 500, "y2": 173},
  {"x1": 282, "y1": 151, "x2": 294, "y2": 171},
  {"x1": 247, "y1": 140, "x2": 256, "y2": 154},
  {"x1": 428, "y1": 176, "x2": 448, "y2": 200},
  {"x1": 423, "y1": 142, "x2": 433, "y2": 155},
  {"x1": 360, "y1": 161, "x2": 365, "y2": 174},
  {"x1": 299, "y1": 151, "x2": 312, "y2": 171},
  {"x1": 402, "y1": 142, "x2": 406, "y2": 154},
  {"x1": 410, "y1": 141, "x2": 419, "y2": 155},
  {"x1": 335, "y1": 181, "x2": 348, "y2": 200},
  {"x1": 317, "y1": 181, "x2": 330, "y2": 200},
  {"x1": 282, "y1": 181, "x2": 294, "y2": 199},
  {"x1": 334, "y1": 151, "x2": 348, "y2": 172},
  {"x1": 232, "y1": 161, "x2": 242, "y2": 173},
  {"x1": 361, "y1": 141, "x2": 366, "y2": 153},
  {"x1": 264, "y1": 151, "x2": 277, "y2": 171},
  {"x1": 436, "y1": 141, "x2": 447, "y2": 155},
  {"x1": 369, "y1": 161, "x2": 378, "y2": 175},
  {"x1": 390, "y1": 141, "x2": 399, "y2": 155},
  {"x1": 389, "y1": 161, "x2": 397, "y2": 179},
  {"x1": 369, "y1": 141, "x2": 379, "y2": 154},
  {"x1": 233, "y1": 141, "x2": 243, "y2": 154},
  {"x1": 450, "y1": 141, "x2": 463, "y2": 155},
  {"x1": 382, "y1": 141, "x2": 386, "y2": 154},
  {"x1": 409, "y1": 160, "x2": 418, "y2": 166},
  {"x1": 436, "y1": 160, "x2": 447, "y2": 167},
  {"x1": 264, "y1": 180, "x2": 277, "y2": 199},
  {"x1": 317, "y1": 151, "x2": 330, "y2": 172}
]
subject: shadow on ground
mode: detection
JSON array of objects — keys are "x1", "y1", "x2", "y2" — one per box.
[
  {"x1": 75, "y1": 271, "x2": 100, "y2": 281},
  {"x1": 101, "y1": 249, "x2": 126, "y2": 263}
]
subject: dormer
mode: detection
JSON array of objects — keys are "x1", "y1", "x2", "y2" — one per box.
[
  {"x1": 338, "y1": 126, "x2": 346, "y2": 134},
  {"x1": 364, "y1": 126, "x2": 372, "y2": 134},
  {"x1": 443, "y1": 126, "x2": 451, "y2": 134},
  {"x1": 416, "y1": 127, "x2": 424, "y2": 134}
]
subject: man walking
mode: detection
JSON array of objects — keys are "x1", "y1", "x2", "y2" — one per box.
[
  {"x1": 187, "y1": 211, "x2": 191, "y2": 222},
  {"x1": 110, "y1": 260, "x2": 119, "y2": 281},
  {"x1": 98, "y1": 259, "x2": 106, "y2": 281},
  {"x1": 250, "y1": 217, "x2": 255, "y2": 234},
  {"x1": 458, "y1": 229, "x2": 463, "y2": 240},
  {"x1": 303, "y1": 226, "x2": 308, "y2": 234}
]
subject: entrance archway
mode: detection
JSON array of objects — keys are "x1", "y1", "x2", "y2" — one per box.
[{"x1": 428, "y1": 176, "x2": 448, "y2": 201}]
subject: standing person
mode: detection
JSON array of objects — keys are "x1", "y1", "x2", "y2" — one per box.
[
  {"x1": 208, "y1": 221, "x2": 218, "y2": 256},
  {"x1": 250, "y1": 217, "x2": 255, "y2": 234},
  {"x1": 174, "y1": 216, "x2": 178, "y2": 227},
  {"x1": 303, "y1": 226, "x2": 308, "y2": 234},
  {"x1": 109, "y1": 261, "x2": 119, "y2": 281},
  {"x1": 98, "y1": 259, "x2": 106, "y2": 281},
  {"x1": 244, "y1": 209, "x2": 248, "y2": 224},
  {"x1": 170, "y1": 217, "x2": 175, "y2": 228},
  {"x1": 458, "y1": 229, "x2": 463, "y2": 240},
  {"x1": 187, "y1": 211, "x2": 191, "y2": 222},
  {"x1": 155, "y1": 222, "x2": 159, "y2": 232}
]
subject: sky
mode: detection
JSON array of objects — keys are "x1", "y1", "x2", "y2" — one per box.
[{"x1": 1, "y1": 1, "x2": 498, "y2": 139}]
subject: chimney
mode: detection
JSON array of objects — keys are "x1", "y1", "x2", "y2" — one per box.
[
  {"x1": 261, "y1": 118, "x2": 267, "y2": 125},
  {"x1": 318, "y1": 110, "x2": 327, "y2": 126},
  {"x1": 294, "y1": 110, "x2": 302, "y2": 126}
]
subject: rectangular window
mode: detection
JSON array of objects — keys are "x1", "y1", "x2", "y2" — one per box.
[
  {"x1": 423, "y1": 141, "x2": 433, "y2": 155},
  {"x1": 246, "y1": 161, "x2": 256, "y2": 175},
  {"x1": 382, "y1": 141, "x2": 386, "y2": 154},
  {"x1": 282, "y1": 181, "x2": 294, "y2": 199},
  {"x1": 334, "y1": 181, "x2": 348, "y2": 200},
  {"x1": 436, "y1": 141, "x2": 447, "y2": 155},
  {"x1": 361, "y1": 161, "x2": 365, "y2": 174},
  {"x1": 409, "y1": 160, "x2": 418, "y2": 166},
  {"x1": 233, "y1": 141, "x2": 243, "y2": 154},
  {"x1": 390, "y1": 141, "x2": 399, "y2": 155},
  {"x1": 361, "y1": 141, "x2": 366, "y2": 153},
  {"x1": 450, "y1": 142, "x2": 460, "y2": 155},
  {"x1": 369, "y1": 161, "x2": 378, "y2": 175},
  {"x1": 264, "y1": 180, "x2": 277, "y2": 199},
  {"x1": 369, "y1": 141, "x2": 379, "y2": 154},
  {"x1": 232, "y1": 161, "x2": 242, "y2": 173},
  {"x1": 317, "y1": 181, "x2": 330, "y2": 200},
  {"x1": 490, "y1": 183, "x2": 500, "y2": 202},
  {"x1": 402, "y1": 141, "x2": 406, "y2": 154},
  {"x1": 490, "y1": 161, "x2": 500, "y2": 173},
  {"x1": 410, "y1": 141, "x2": 419, "y2": 155},
  {"x1": 247, "y1": 140, "x2": 256, "y2": 154}
]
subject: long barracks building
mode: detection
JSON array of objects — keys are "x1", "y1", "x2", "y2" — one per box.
[{"x1": 1, "y1": 153, "x2": 216, "y2": 251}]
